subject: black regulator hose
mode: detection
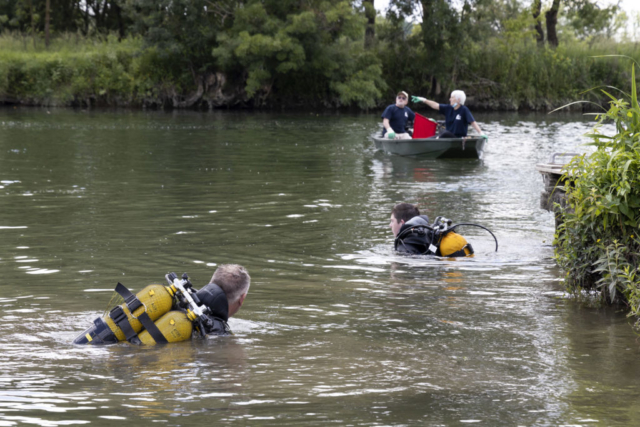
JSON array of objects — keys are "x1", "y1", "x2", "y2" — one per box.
[{"x1": 450, "y1": 223, "x2": 498, "y2": 252}]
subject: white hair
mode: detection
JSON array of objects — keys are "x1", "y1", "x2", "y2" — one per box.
[{"x1": 451, "y1": 90, "x2": 466, "y2": 105}]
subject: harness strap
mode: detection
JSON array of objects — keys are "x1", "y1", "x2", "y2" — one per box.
[
  {"x1": 115, "y1": 283, "x2": 142, "y2": 312},
  {"x1": 137, "y1": 312, "x2": 168, "y2": 344},
  {"x1": 91, "y1": 317, "x2": 118, "y2": 344},
  {"x1": 430, "y1": 231, "x2": 444, "y2": 255},
  {"x1": 113, "y1": 282, "x2": 168, "y2": 344},
  {"x1": 109, "y1": 305, "x2": 138, "y2": 341}
]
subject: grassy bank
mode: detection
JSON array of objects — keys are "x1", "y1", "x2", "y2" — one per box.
[
  {"x1": 0, "y1": 34, "x2": 198, "y2": 108},
  {"x1": 462, "y1": 39, "x2": 638, "y2": 110},
  {"x1": 0, "y1": 33, "x2": 638, "y2": 110}
]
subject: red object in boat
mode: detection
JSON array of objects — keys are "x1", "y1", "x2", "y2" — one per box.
[{"x1": 412, "y1": 113, "x2": 437, "y2": 139}]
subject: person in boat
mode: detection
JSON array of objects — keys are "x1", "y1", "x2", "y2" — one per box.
[
  {"x1": 73, "y1": 264, "x2": 250, "y2": 345},
  {"x1": 381, "y1": 91, "x2": 415, "y2": 140},
  {"x1": 390, "y1": 203, "x2": 474, "y2": 257},
  {"x1": 411, "y1": 90, "x2": 486, "y2": 139}
]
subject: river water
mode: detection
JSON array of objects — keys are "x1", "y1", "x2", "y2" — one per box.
[{"x1": 1, "y1": 108, "x2": 639, "y2": 426}]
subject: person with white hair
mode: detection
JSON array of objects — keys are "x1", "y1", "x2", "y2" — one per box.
[{"x1": 411, "y1": 90, "x2": 486, "y2": 139}]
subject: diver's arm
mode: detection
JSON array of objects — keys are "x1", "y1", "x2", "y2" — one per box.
[
  {"x1": 470, "y1": 121, "x2": 482, "y2": 134},
  {"x1": 382, "y1": 118, "x2": 392, "y2": 132}
]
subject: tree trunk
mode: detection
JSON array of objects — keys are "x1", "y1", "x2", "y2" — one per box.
[
  {"x1": 82, "y1": 1, "x2": 90, "y2": 35},
  {"x1": 29, "y1": 0, "x2": 35, "y2": 49},
  {"x1": 113, "y1": 1, "x2": 125, "y2": 41},
  {"x1": 363, "y1": 0, "x2": 375, "y2": 49},
  {"x1": 545, "y1": 0, "x2": 561, "y2": 48},
  {"x1": 45, "y1": 0, "x2": 50, "y2": 48},
  {"x1": 532, "y1": 0, "x2": 544, "y2": 46}
]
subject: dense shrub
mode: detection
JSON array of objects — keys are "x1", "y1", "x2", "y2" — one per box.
[{"x1": 555, "y1": 63, "x2": 640, "y2": 315}]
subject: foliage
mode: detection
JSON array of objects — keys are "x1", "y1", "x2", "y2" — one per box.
[
  {"x1": 384, "y1": 0, "x2": 479, "y2": 94},
  {"x1": 0, "y1": 0, "x2": 129, "y2": 36},
  {"x1": 212, "y1": 0, "x2": 385, "y2": 108},
  {"x1": 554, "y1": 62, "x2": 640, "y2": 313},
  {"x1": 0, "y1": 0, "x2": 635, "y2": 110},
  {"x1": 565, "y1": 0, "x2": 621, "y2": 41},
  {"x1": 125, "y1": 0, "x2": 221, "y2": 85},
  {"x1": 0, "y1": 34, "x2": 179, "y2": 106},
  {"x1": 377, "y1": 3, "x2": 637, "y2": 110}
]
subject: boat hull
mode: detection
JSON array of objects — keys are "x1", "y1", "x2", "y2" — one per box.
[{"x1": 370, "y1": 134, "x2": 486, "y2": 159}]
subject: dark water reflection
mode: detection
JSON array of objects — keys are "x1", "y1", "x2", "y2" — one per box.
[{"x1": 1, "y1": 108, "x2": 639, "y2": 426}]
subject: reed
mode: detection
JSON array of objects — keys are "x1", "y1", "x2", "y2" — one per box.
[{"x1": 460, "y1": 39, "x2": 639, "y2": 110}]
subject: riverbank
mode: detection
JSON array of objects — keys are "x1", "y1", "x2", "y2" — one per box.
[{"x1": 0, "y1": 35, "x2": 636, "y2": 111}]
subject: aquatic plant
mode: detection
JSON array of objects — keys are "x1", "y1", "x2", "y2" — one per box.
[{"x1": 555, "y1": 60, "x2": 640, "y2": 316}]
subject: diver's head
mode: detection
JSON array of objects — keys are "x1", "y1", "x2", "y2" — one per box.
[
  {"x1": 210, "y1": 264, "x2": 251, "y2": 317},
  {"x1": 390, "y1": 203, "x2": 420, "y2": 236}
]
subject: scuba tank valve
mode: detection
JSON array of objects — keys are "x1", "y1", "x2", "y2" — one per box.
[
  {"x1": 166, "y1": 273, "x2": 209, "y2": 320},
  {"x1": 165, "y1": 272, "x2": 219, "y2": 337}
]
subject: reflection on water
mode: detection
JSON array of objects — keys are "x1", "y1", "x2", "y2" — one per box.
[{"x1": 1, "y1": 108, "x2": 639, "y2": 426}]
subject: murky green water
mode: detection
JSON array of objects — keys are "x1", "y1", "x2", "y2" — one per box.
[{"x1": 1, "y1": 108, "x2": 639, "y2": 426}]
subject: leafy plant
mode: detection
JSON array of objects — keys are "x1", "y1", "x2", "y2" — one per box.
[{"x1": 555, "y1": 60, "x2": 640, "y2": 315}]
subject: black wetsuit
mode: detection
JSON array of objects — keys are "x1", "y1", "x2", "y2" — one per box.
[
  {"x1": 394, "y1": 215, "x2": 433, "y2": 255},
  {"x1": 195, "y1": 283, "x2": 232, "y2": 336}
]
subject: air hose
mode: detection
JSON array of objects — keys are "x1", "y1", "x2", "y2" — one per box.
[{"x1": 449, "y1": 223, "x2": 498, "y2": 252}]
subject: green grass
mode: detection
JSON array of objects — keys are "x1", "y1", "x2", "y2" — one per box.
[
  {"x1": 0, "y1": 33, "x2": 144, "y2": 106},
  {"x1": 461, "y1": 38, "x2": 639, "y2": 109}
]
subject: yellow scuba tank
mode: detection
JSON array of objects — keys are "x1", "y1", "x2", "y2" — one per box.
[
  {"x1": 136, "y1": 311, "x2": 194, "y2": 345},
  {"x1": 105, "y1": 284, "x2": 175, "y2": 341},
  {"x1": 73, "y1": 283, "x2": 175, "y2": 345},
  {"x1": 439, "y1": 232, "x2": 474, "y2": 257},
  {"x1": 74, "y1": 272, "x2": 233, "y2": 346}
]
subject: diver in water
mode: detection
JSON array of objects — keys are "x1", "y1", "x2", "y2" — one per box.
[
  {"x1": 390, "y1": 203, "x2": 494, "y2": 257},
  {"x1": 390, "y1": 203, "x2": 436, "y2": 255},
  {"x1": 200, "y1": 264, "x2": 250, "y2": 334},
  {"x1": 73, "y1": 264, "x2": 250, "y2": 345}
]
